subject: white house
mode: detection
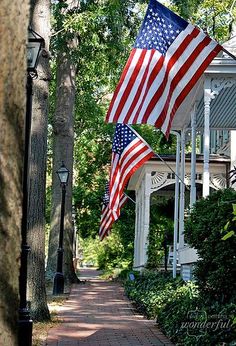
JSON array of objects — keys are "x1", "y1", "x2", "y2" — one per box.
[{"x1": 127, "y1": 36, "x2": 236, "y2": 280}]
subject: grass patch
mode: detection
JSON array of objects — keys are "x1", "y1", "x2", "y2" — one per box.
[
  {"x1": 32, "y1": 314, "x2": 59, "y2": 346},
  {"x1": 32, "y1": 291, "x2": 70, "y2": 346}
]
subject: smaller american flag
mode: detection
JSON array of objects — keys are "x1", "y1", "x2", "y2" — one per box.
[
  {"x1": 99, "y1": 185, "x2": 128, "y2": 241},
  {"x1": 109, "y1": 124, "x2": 154, "y2": 214}
]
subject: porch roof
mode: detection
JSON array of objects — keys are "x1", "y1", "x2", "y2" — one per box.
[{"x1": 127, "y1": 153, "x2": 230, "y2": 191}]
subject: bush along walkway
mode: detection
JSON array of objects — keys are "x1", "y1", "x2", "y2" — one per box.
[{"x1": 44, "y1": 268, "x2": 174, "y2": 346}]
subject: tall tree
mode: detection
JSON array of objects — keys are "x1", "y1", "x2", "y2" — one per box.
[
  {"x1": 0, "y1": 1, "x2": 28, "y2": 344},
  {"x1": 47, "y1": 0, "x2": 78, "y2": 284},
  {"x1": 27, "y1": 0, "x2": 51, "y2": 320}
]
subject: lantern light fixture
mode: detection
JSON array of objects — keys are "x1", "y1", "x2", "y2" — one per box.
[
  {"x1": 27, "y1": 27, "x2": 45, "y2": 72},
  {"x1": 57, "y1": 162, "x2": 70, "y2": 185}
]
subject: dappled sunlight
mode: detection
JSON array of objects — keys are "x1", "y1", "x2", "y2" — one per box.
[{"x1": 45, "y1": 269, "x2": 174, "y2": 345}]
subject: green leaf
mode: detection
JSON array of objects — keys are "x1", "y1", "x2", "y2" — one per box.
[
  {"x1": 221, "y1": 230, "x2": 235, "y2": 241},
  {"x1": 223, "y1": 220, "x2": 230, "y2": 231},
  {"x1": 232, "y1": 204, "x2": 236, "y2": 215}
]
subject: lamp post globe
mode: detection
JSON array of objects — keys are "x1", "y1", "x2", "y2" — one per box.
[
  {"x1": 57, "y1": 162, "x2": 70, "y2": 185},
  {"x1": 18, "y1": 27, "x2": 45, "y2": 346},
  {"x1": 53, "y1": 162, "x2": 70, "y2": 295}
]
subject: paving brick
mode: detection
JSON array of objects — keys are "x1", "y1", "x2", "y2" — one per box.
[{"x1": 45, "y1": 269, "x2": 175, "y2": 346}]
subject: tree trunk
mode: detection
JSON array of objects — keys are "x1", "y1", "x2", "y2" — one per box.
[
  {"x1": 0, "y1": 2, "x2": 28, "y2": 344},
  {"x1": 46, "y1": 0, "x2": 79, "y2": 285},
  {"x1": 27, "y1": 0, "x2": 51, "y2": 321},
  {"x1": 47, "y1": 55, "x2": 78, "y2": 284}
]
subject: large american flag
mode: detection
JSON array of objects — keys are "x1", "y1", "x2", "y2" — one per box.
[
  {"x1": 106, "y1": 0, "x2": 222, "y2": 137},
  {"x1": 109, "y1": 124, "x2": 154, "y2": 214},
  {"x1": 99, "y1": 184, "x2": 128, "y2": 241}
]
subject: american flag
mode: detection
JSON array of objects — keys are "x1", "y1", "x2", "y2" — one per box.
[
  {"x1": 106, "y1": 0, "x2": 221, "y2": 137},
  {"x1": 109, "y1": 124, "x2": 154, "y2": 214},
  {"x1": 99, "y1": 184, "x2": 128, "y2": 241}
]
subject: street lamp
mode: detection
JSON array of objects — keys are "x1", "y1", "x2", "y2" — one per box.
[
  {"x1": 53, "y1": 162, "x2": 70, "y2": 295},
  {"x1": 18, "y1": 27, "x2": 44, "y2": 346}
]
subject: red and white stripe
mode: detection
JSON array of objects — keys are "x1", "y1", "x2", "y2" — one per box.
[
  {"x1": 109, "y1": 136, "x2": 153, "y2": 213},
  {"x1": 106, "y1": 24, "x2": 221, "y2": 137},
  {"x1": 99, "y1": 194, "x2": 128, "y2": 241}
]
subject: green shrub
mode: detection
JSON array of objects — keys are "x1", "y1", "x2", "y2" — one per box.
[
  {"x1": 97, "y1": 230, "x2": 132, "y2": 270},
  {"x1": 157, "y1": 281, "x2": 200, "y2": 344},
  {"x1": 125, "y1": 270, "x2": 180, "y2": 318},
  {"x1": 147, "y1": 201, "x2": 174, "y2": 269},
  {"x1": 124, "y1": 271, "x2": 236, "y2": 345},
  {"x1": 184, "y1": 188, "x2": 236, "y2": 303}
]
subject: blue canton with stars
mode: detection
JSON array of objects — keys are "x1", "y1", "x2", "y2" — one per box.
[
  {"x1": 134, "y1": 0, "x2": 188, "y2": 55},
  {"x1": 112, "y1": 124, "x2": 136, "y2": 155}
]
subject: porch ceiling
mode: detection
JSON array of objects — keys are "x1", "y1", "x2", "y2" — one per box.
[
  {"x1": 196, "y1": 83, "x2": 236, "y2": 129},
  {"x1": 170, "y1": 53, "x2": 236, "y2": 131}
]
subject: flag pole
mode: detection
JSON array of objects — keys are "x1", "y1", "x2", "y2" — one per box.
[
  {"x1": 222, "y1": 47, "x2": 236, "y2": 61},
  {"x1": 129, "y1": 125, "x2": 189, "y2": 190},
  {"x1": 154, "y1": 152, "x2": 190, "y2": 191},
  {"x1": 124, "y1": 193, "x2": 136, "y2": 204}
]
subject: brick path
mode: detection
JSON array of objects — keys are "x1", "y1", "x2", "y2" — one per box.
[{"x1": 44, "y1": 268, "x2": 174, "y2": 346}]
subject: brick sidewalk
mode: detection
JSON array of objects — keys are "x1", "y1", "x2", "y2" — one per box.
[{"x1": 44, "y1": 269, "x2": 174, "y2": 346}]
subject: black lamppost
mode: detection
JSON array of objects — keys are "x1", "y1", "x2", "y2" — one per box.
[
  {"x1": 18, "y1": 27, "x2": 44, "y2": 346},
  {"x1": 53, "y1": 162, "x2": 70, "y2": 295}
]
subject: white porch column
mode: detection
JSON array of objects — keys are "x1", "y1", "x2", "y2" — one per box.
[
  {"x1": 203, "y1": 79, "x2": 211, "y2": 197},
  {"x1": 137, "y1": 174, "x2": 151, "y2": 268},
  {"x1": 171, "y1": 131, "x2": 180, "y2": 278},
  {"x1": 137, "y1": 189, "x2": 142, "y2": 268},
  {"x1": 133, "y1": 190, "x2": 139, "y2": 268},
  {"x1": 230, "y1": 131, "x2": 236, "y2": 172},
  {"x1": 142, "y1": 172, "x2": 152, "y2": 266},
  {"x1": 179, "y1": 129, "x2": 186, "y2": 249},
  {"x1": 190, "y1": 105, "x2": 197, "y2": 208},
  {"x1": 138, "y1": 182, "x2": 145, "y2": 268}
]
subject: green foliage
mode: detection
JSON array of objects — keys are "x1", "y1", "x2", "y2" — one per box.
[
  {"x1": 97, "y1": 231, "x2": 127, "y2": 270},
  {"x1": 80, "y1": 230, "x2": 133, "y2": 271},
  {"x1": 80, "y1": 236, "x2": 101, "y2": 267},
  {"x1": 147, "y1": 200, "x2": 174, "y2": 268},
  {"x1": 221, "y1": 202, "x2": 236, "y2": 240},
  {"x1": 172, "y1": 0, "x2": 202, "y2": 19},
  {"x1": 157, "y1": 281, "x2": 200, "y2": 344},
  {"x1": 125, "y1": 270, "x2": 182, "y2": 317},
  {"x1": 96, "y1": 204, "x2": 135, "y2": 270},
  {"x1": 50, "y1": 1, "x2": 177, "y2": 247},
  {"x1": 172, "y1": 0, "x2": 235, "y2": 42},
  {"x1": 124, "y1": 271, "x2": 236, "y2": 345},
  {"x1": 79, "y1": 199, "x2": 135, "y2": 270},
  {"x1": 193, "y1": 0, "x2": 234, "y2": 42},
  {"x1": 185, "y1": 188, "x2": 236, "y2": 303}
]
